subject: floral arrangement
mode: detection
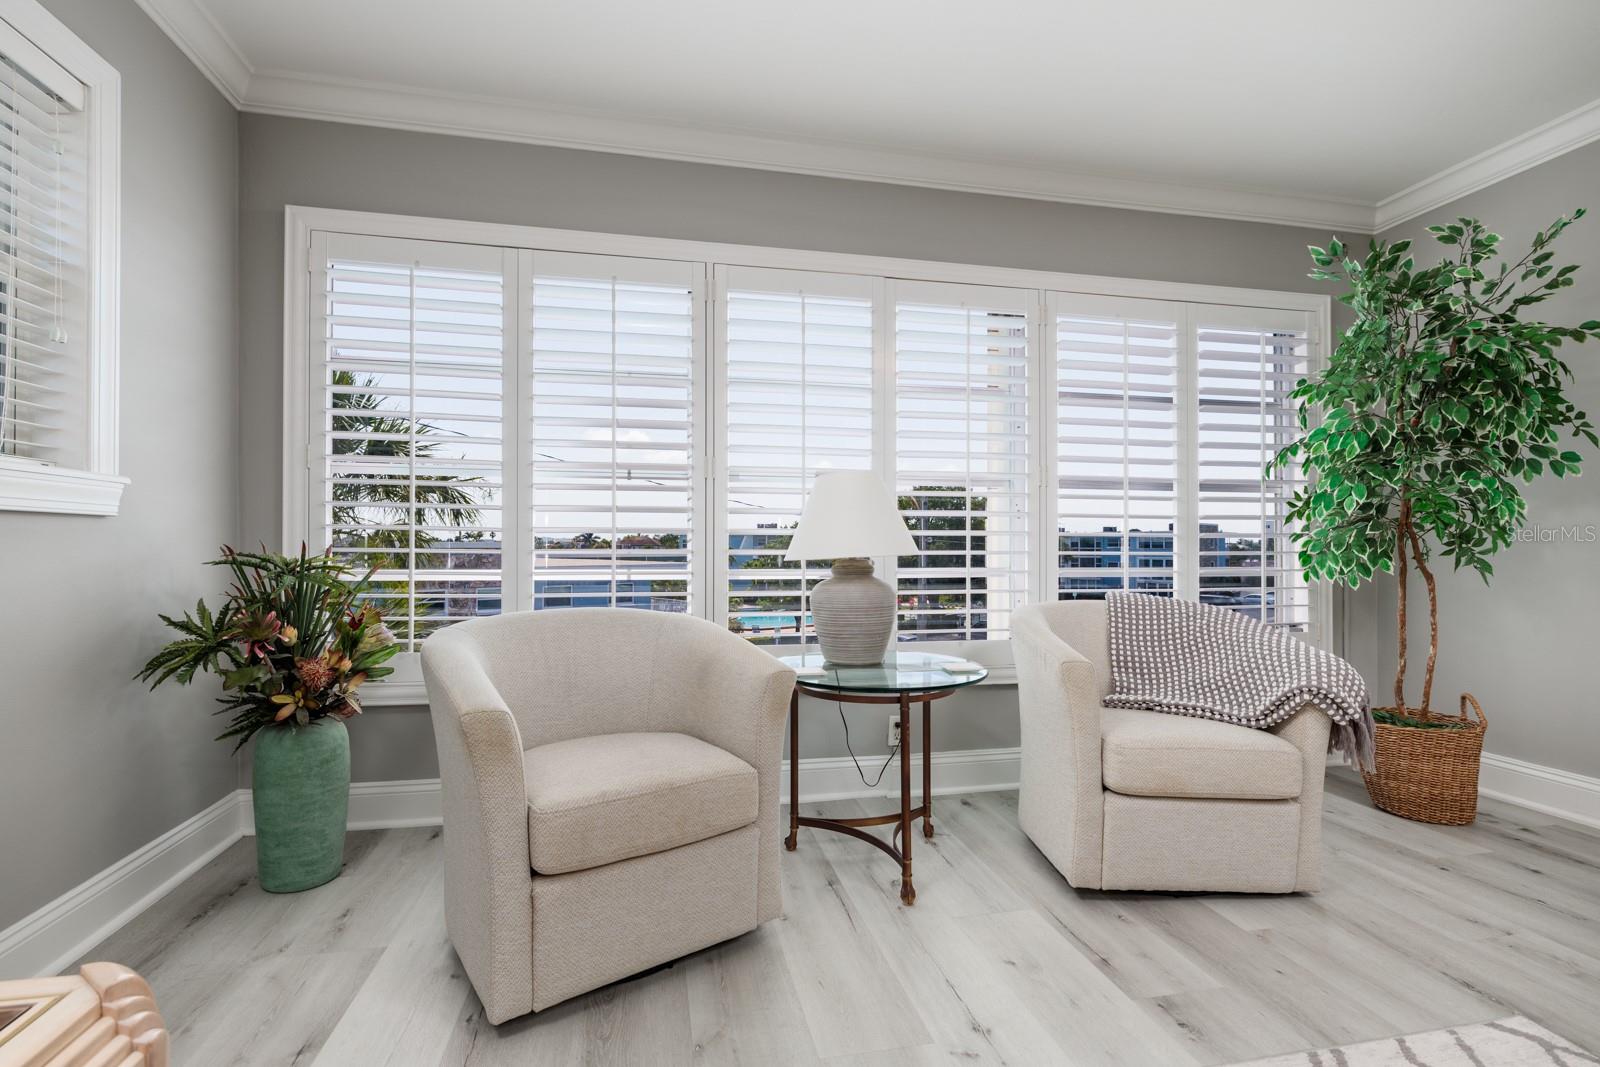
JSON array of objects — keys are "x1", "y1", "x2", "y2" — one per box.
[{"x1": 139, "y1": 547, "x2": 399, "y2": 748}]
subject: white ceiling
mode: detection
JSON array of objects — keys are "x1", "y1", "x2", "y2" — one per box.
[{"x1": 141, "y1": 0, "x2": 1600, "y2": 231}]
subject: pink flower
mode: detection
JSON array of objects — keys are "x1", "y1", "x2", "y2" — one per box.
[{"x1": 234, "y1": 610, "x2": 283, "y2": 661}]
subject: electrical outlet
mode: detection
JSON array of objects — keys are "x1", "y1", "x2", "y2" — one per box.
[{"x1": 887, "y1": 719, "x2": 902, "y2": 748}]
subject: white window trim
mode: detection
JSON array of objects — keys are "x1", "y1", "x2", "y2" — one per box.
[
  {"x1": 284, "y1": 206, "x2": 1332, "y2": 704},
  {"x1": 0, "y1": 0, "x2": 124, "y2": 515}
]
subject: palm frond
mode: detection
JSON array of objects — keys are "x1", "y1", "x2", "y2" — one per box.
[{"x1": 137, "y1": 599, "x2": 234, "y2": 687}]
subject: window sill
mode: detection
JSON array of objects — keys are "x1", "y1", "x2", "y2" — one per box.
[
  {"x1": 758, "y1": 642, "x2": 1017, "y2": 688},
  {"x1": 973, "y1": 665, "x2": 1017, "y2": 686},
  {"x1": 0, "y1": 462, "x2": 128, "y2": 516},
  {"x1": 357, "y1": 657, "x2": 1018, "y2": 710},
  {"x1": 360, "y1": 679, "x2": 430, "y2": 707}
]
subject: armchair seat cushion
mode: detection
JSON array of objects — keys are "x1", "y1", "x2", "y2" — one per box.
[
  {"x1": 523, "y1": 731, "x2": 758, "y2": 874},
  {"x1": 1099, "y1": 706, "x2": 1303, "y2": 800}
]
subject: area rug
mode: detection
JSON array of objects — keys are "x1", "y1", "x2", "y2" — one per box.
[{"x1": 1227, "y1": 1016, "x2": 1598, "y2": 1066}]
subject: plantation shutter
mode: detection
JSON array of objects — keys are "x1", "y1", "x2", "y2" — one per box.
[
  {"x1": 314, "y1": 233, "x2": 513, "y2": 651},
  {"x1": 718, "y1": 265, "x2": 876, "y2": 646},
  {"x1": 1195, "y1": 308, "x2": 1313, "y2": 630},
  {"x1": 1052, "y1": 294, "x2": 1181, "y2": 600},
  {"x1": 0, "y1": 31, "x2": 88, "y2": 468},
  {"x1": 528, "y1": 252, "x2": 700, "y2": 615},
  {"x1": 892, "y1": 280, "x2": 1031, "y2": 643}
]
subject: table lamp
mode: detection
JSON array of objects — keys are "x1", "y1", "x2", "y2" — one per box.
[{"x1": 785, "y1": 470, "x2": 918, "y2": 666}]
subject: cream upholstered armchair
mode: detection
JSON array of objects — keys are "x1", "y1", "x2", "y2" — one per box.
[
  {"x1": 421, "y1": 609, "x2": 796, "y2": 1022},
  {"x1": 1013, "y1": 601, "x2": 1329, "y2": 894}
]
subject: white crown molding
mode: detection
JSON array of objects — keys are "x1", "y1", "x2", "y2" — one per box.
[
  {"x1": 1375, "y1": 97, "x2": 1600, "y2": 232},
  {"x1": 128, "y1": 0, "x2": 1600, "y2": 235},
  {"x1": 130, "y1": 0, "x2": 251, "y2": 105},
  {"x1": 240, "y1": 69, "x2": 1376, "y2": 231}
]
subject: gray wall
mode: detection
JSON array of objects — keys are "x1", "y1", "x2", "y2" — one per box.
[
  {"x1": 238, "y1": 113, "x2": 1349, "y2": 781},
  {"x1": 1345, "y1": 141, "x2": 1600, "y2": 778},
  {"x1": 0, "y1": 0, "x2": 238, "y2": 932}
]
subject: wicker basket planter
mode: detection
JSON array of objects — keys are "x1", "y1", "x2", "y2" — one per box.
[{"x1": 1360, "y1": 694, "x2": 1487, "y2": 825}]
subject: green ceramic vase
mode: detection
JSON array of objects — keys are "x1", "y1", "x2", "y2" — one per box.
[{"x1": 251, "y1": 719, "x2": 350, "y2": 893}]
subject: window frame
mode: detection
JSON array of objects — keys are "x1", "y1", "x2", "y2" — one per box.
[
  {"x1": 0, "y1": 0, "x2": 123, "y2": 515},
  {"x1": 889, "y1": 278, "x2": 1037, "y2": 647},
  {"x1": 285, "y1": 206, "x2": 1332, "y2": 703}
]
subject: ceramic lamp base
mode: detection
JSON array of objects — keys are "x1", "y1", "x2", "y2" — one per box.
[{"x1": 812, "y1": 558, "x2": 895, "y2": 666}]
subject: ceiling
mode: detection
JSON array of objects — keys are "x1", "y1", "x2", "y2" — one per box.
[{"x1": 139, "y1": 0, "x2": 1600, "y2": 231}]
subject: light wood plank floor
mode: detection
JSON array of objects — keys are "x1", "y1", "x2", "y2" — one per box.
[{"x1": 78, "y1": 770, "x2": 1600, "y2": 1066}]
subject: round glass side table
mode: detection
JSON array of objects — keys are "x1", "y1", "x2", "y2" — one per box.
[{"x1": 779, "y1": 651, "x2": 988, "y2": 905}]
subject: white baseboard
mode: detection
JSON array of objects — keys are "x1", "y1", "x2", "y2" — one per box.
[
  {"x1": 228, "y1": 747, "x2": 1025, "y2": 833},
  {"x1": 0, "y1": 791, "x2": 243, "y2": 980},
  {"x1": 0, "y1": 747, "x2": 1021, "y2": 978},
  {"x1": 780, "y1": 746, "x2": 1022, "y2": 804},
  {"x1": 1478, "y1": 753, "x2": 1600, "y2": 830},
  {"x1": 235, "y1": 779, "x2": 445, "y2": 835},
  {"x1": 8, "y1": 742, "x2": 1591, "y2": 987},
  {"x1": 1329, "y1": 750, "x2": 1600, "y2": 830}
]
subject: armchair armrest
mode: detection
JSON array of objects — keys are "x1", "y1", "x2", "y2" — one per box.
[
  {"x1": 421, "y1": 626, "x2": 534, "y2": 1023},
  {"x1": 678, "y1": 629, "x2": 797, "y2": 769},
  {"x1": 1270, "y1": 703, "x2": 1332, "y2": 892},
  {"x1": 1012, "y1": 606, "x2": 1108, "y2": 888},
  {"x1": 657, "y1": 622, "x2": 796, "y2": 923}
]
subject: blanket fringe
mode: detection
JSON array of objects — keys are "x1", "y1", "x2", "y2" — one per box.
[{"x1": 1333, "y1": 710, "x2": 1377, "y2": 773}]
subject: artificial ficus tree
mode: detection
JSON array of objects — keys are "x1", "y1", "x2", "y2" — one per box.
[{"x1": 1271, "y1": 212, "x2": 1599, "y2": 721}]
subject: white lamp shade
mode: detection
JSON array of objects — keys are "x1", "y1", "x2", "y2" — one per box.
[{"x1": 784, "y1": 471, "x2": 918, "y2": 561}]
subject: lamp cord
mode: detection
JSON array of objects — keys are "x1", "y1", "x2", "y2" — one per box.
[{"x1": 830, "y1": 666, "x2": 900, "y2": 789}]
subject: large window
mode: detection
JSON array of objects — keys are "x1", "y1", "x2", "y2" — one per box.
[
  {"x1": 1194, "y1": 310, "x2": 1311, "y2": 628},
  {"x1": 1048, "y1": 294, "x2": 1312, "y2": 630},
  {"x1": 529, "y1": 253, "x2": 699, "y2": 615},
  {"x1": 717, "y1": 266, "x2": 875, "y2": 645},
  {"x1": 893, "y1": 282, "x2": 1031, "y2": 643},
  {"x1": 1053, "y1": 296, "x2": 1181, "y2": 601},
  {"x1": 0, "y1": 5, "x2": 121, "y2": 514},
  {"x1": 313, "y1": 235, "x2": 512, "y2": 651},
  {"x1": 288, "y1": 214, "x2": 1327, "y2": 694}
]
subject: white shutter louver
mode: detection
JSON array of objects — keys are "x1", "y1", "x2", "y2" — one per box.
[
  {"x1": 318, "y1": 236, "x2": 509, "y2": 651},
  {"x1": 530, "y1": 253, "x2": 698, "y2": 615},
  {"x1": 894, "y1": 282, "x2": 1031, "y2": 643},
  {"x1": 1053, "y1": 296, "x2": 1181, "y2": 600},
  {"x1": 1195, "y1": 311, "x2": 1312, "y2": 630},
  {"x1": 295, "y1": 219, "x2": 1331, "y2": 685},
  {"x1": 720, "y1": 267, "x2": 875, "y2": 646},
  {"x1": 0, "y1": 41, "x2": 87, "y2": 468}
]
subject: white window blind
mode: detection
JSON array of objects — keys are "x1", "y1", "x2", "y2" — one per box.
[
  {"x1": 315, "y1": 234, "x2": 511, "y2": 651},
  {"x1": 0, "y1": 35, "x2": 87, "y2": 468},
  {"x1": 1195, "y1": 309, "x2": 1312, "y2": 630},
  {"x1": 893, "y1": 281, "x2": 1031, "y2": 643},
  {"x1": 1052, "y1": 295, "x2": 1181, "y2": 600},
  {"x1": 718, "y1": 266, "x2": 876, "y2": 647},
  {"x1": 528, "y1": 252, "x2": 699, "y2": 615},
  {"x1": 293, "y1": 214, "x2": 1332, "y2": 685}
]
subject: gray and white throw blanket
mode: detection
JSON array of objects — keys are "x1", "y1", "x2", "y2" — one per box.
[{"x1": 1103, "y1": 592, "x2": 1375, "y2": 770}]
